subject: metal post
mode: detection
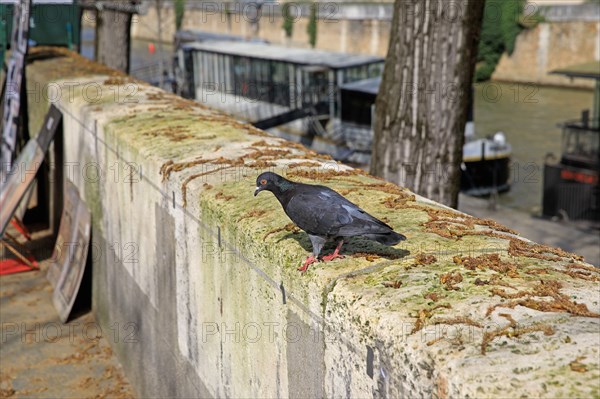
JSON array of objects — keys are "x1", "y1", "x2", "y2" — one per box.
[
  {"x1": 0, "y1": 19, "x2": 5, "y2": 67},
  {"x1": 593, "y1": 79, "x2": 600, "y2": 129}
]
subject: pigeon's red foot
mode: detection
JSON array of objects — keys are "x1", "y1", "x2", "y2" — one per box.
[
  {"x1": 298, "y1": 256, "x2": 318, "y2": 272},
  {"x1": 321, "y1": 251, "x2": 345, "y2": 262},
  {"x1": 321, "y1": 240, "x2": 345, "y2": 262}
]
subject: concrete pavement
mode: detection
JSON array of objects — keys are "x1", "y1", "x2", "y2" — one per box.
[
  {"x1": 0, "y1": 233, "x2": 134, "y2": 398},
  {"x1": 458, "y1": 193, "x2": 600, "y2": 266}
]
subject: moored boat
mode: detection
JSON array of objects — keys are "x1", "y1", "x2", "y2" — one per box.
[{"x1": 542, "y1": 62, "x2": 600, "y2": 223}]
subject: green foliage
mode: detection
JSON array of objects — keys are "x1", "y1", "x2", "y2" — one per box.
[
  {"x1": 282, "y1": 3, "x2": 294, "y2": 38},
  {"x1": 474, "y1": 61, "x2": 498, "y2": 83},
  {"x1": 475, "y1": 0, "x2": 535, "y2": 82},
  {"x1": 500, "y1": 0, "x2": 525, "y2": 55},
  {"x1": 175, "y1": 0, "x2": 185, "y2": 30},
  {"x1": 307, "y1": 2, "x2": 317, "y2": 48}
]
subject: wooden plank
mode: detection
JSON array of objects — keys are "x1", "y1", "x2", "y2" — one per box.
[
  {"x1": 51, "y1": 181, "x2": 91, "y2": 323},
  {"x1": 0, "y1": 104, "x2": 61, "y2": 235}
]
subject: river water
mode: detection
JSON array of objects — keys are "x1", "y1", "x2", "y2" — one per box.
[{"x1": 473, "y1": 82, "x2": 594, "y2": 213}]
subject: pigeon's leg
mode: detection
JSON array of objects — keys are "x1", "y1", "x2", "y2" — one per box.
[
  {"x1": 298, "y1": 235, "x2": 327, "y2": 272},
  {"x1": 298, "y1": 256, "x2": 318, "y2": 272},
  {"x1": 322, "y1": 239, "x2": 345, "y2": 262},
  {"x1": 308, "y1": 234, "x2": 326, "y2": 258}
]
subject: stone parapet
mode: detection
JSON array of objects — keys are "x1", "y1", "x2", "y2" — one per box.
[{"x1": 26, "y1": 48, "x2": 600, "y2": 398}]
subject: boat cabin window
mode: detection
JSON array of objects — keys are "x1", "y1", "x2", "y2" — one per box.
[
  {"x1": 301, "y1": 67, "x2": 330, "y2": 108},
  {"x1": 343, "y1": 65, "x2": 368, "y2": 83},
  {"x1": 562, "y1": 126, "x2": 600, "y2": 163},
  {"x1": 368, "y1": 62, "x2": 384, "y2": 77},
  {"x1": 193, "y1": 51, "x2": 293, "y2": 107},
  {"x1": 272, "y1": 62, "x2": 290, "y2": 107},
  {"x1": 340, "y1": 62, "x2": 384, "y2": 84}
]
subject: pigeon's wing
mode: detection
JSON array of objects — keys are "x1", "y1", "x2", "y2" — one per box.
[
  {"x1": 285, "y1": 186, "x2": 394, "y2": 237},
  {"x1": 335, "y1": 203, "x2": 396, "y2": 237},
  {"x1": 284, "y1": 189, "x2": 346, "y2": 236}
]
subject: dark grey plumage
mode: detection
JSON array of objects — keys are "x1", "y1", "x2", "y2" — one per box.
[{"x1": 254, "y1": 172, "x2": 406, "y2": 269}]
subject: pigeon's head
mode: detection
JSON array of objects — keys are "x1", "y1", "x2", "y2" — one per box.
[{"x1": 254, "y1": 172, "x2": 287, "y2": 197}]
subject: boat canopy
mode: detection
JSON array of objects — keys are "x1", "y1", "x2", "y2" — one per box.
[
  {"x1": 550, "y1": 61, "x2": 600, "y2": 80},
  {"x1": 340, "y1": 77, "x2": 381, "y2": 95},
  {"x1": 174, "y1": 30, "x2": 269, "y2": 48},
  {"x1": 182, "y1": 41, "x2": 383, "y2": 69},
  {"x1": 552, "y1": 61, "x2": 600, "y2": 129}
]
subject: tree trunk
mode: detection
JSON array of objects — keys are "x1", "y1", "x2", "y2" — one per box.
[
  {"x1": 95, "y1": 1, "x2": 134, "y2": 73},
  {"x1": 370, "y1": 0, "x2": 484, "y2": 208}
]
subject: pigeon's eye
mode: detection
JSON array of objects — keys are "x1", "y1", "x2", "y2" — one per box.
[{"x1": 260, "y1": 179, "x2": 267, "y2": 186}]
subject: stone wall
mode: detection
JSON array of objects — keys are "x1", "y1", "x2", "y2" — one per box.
[
  {"x1": 131, "y1": 2, "x2": 393, "y2": 56},
  {"x1": 492, "y1": 20, "x2": 600, "y2": 88},
  {"x1": 26, "y1": 48, "x2": 600, "y2": 398}
]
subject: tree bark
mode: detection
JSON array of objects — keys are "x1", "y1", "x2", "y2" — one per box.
[
  {"x1": 95, "y1": 1, "x2": 135, "y2": 73},
  {"x1": 370, "y1": 0, "x2": 484, "y2": 208}
]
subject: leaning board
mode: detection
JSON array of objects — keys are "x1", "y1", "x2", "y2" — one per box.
[{"x1": 49, "y1": 180, "x2": 91, "y2": 323}]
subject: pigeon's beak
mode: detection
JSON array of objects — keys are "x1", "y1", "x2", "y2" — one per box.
[{"x1": 254, "y1": 186, "x2": 263, "y2": 197}]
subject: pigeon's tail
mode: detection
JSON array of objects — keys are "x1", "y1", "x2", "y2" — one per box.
[{"x1": 365, "y1": 231, "x2": 406, "y2": 246}]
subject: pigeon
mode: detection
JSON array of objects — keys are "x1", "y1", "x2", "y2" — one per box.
[{"x1": 254, "y1": 172, "x2": 406, "y2": 272}]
